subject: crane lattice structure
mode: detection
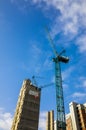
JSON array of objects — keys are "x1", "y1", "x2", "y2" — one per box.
[
  {"x1": 32, "y1": 75, "x2": 54, "y2": 89},
  {"x1": 46, "y1": 27, "x2": 69, "y2": 130}
]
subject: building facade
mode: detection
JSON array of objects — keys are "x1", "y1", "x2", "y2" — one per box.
[
  {"x1": 46, "y1": 110, "x2": 54, "y2": 130},
  {"x1": 11, "y1": 79, "x2": 41, "y2": 130},
  {"x1": 66, "y1": 102, "x2": 86, "y2": 130},
  {"x1": 66, "y1": 113, "x2": 73, "y2": 130}
]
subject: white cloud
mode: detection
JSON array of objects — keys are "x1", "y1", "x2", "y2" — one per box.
[
  {"x1": 72, "y1": 92, "x2": 86, "y2": 98},
  {"x1": 0, "y1": 109, "x2": 47, "y2": 130},
  {"x1": 39, "y1": 111, "x2": 47, "y2": 130},
  {"x1": 0, "y1": 108, "x2": 13, "y2": 130},
  {"x1": 28, "y1": 43, "x2": 42, "y2": 61},
  {"x1": 11, "y1": 0, "x2": 86, "y2": 40},
  {"x1": 71, "y1": 92, "x2": 86, "y2": 103},
  {"x1": 80, "y1": 77, "x2": 86, "y2": 88},
  {"x1": 50, "y1": 0, "x2": 86, "y2": 35},
  {"x1": 43, "y1": 57, "x2": 53, "y2": 70},
  {"x1": 30, "y1": 0, "x2": 86, "y2": 53},
  {"x1": 62, "y1": 66, "x2": 74, "y2": 81},
  {"x1": 76, "y1": 77, "x2": 86, "y2": 89},
  {"x1": 26, "y1": 0, "x2": 86, "y2": 36},
  {"x1": 83, "y1": 80, "x2": 86, "y2": 88},
  {"x1": 12, "y1": 0, "x2": 86, "y2": 35},
  {"x1": 63, "y1": 83, "x2": 68, "y2": 89},
  {"x1": 51, "y1": 75, "x2": 55, "y2": 83},
  {"x1": 76, "y1": 35, "x2": 86, "y2": 53},
  {"x1": 32, "y1": 44, "x2": 42, "y2": 56}
]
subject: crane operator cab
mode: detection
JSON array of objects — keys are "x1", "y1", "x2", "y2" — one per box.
[{"x1": 58, "y1": 55, "x2": 69, "y2": 63}]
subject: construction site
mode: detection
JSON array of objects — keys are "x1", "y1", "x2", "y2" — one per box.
[
  {"x1": 0, "y1": 1, "x2": 86, "y2": 130},
  {"x1": 11, "y1": 29, "x2": 86, "y2": 130}
]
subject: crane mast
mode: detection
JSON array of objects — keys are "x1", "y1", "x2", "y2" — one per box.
[
  {"x1": 54, "y1": 57, "x2": 66, "y2": 130},
  {"x1": 45, "y1": 27, "x2": 69, "y2": 130}
]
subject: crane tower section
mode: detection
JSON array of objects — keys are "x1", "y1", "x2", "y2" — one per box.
[
  {"x1": 45, "y1": 27, "x2": 69, "y2": 130},
  {"x1": 53, "y1": 56, "x2": 69, "y2": 130}
]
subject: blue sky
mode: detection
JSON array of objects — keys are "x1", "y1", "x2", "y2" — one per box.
[{"x1": 0, "y1": 0, "x2": 86, "y2": 130}]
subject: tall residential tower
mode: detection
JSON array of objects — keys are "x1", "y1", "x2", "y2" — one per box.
[{"x1": 11, "y1": 79, "x2": 41, "y2": 130}]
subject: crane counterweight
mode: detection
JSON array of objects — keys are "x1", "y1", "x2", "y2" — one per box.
[{"x1": 58, "y1": 56, "x2": 69, "y2": 63}]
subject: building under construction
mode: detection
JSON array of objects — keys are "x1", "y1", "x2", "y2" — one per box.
[{"x1": 11, "y1": 79, "x2": 41, "y2": 130}]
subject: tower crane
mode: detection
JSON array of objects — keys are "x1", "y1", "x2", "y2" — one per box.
[
  {"x1": 31, "y1": 75, "x2": 54, "y2": 90},
  {"x1": 45, "y1": 27, "x2": 69, "y2": 130}
]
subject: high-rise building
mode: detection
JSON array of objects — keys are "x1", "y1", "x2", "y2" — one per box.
[
  {"x1": 66, "y1": 102, "x2": 86, "y2": 130},
  {"x1": 11, "y1": 79, "x2": 41, "y2": 130},
  {"x1": 46, "y1": 110, "x2": 54, "y2": 130}
]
